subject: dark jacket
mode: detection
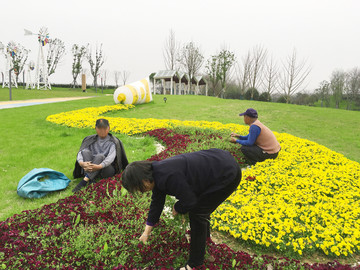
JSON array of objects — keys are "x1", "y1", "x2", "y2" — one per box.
[
  {"x1": 147, "y1": 148, "x2": 240, "y2": 225},
  {"x1": 73, "y1": 133, "x2": 128, "y2": 178}
]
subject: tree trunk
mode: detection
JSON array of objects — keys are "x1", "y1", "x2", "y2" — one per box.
[{"x1": 94, "y1": 77, "x2": 98, "y2": 93}]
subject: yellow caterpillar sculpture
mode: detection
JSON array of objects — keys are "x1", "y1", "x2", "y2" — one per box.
[{"x1": 113, "y1": 77, "x2": 153, "y2": 105}]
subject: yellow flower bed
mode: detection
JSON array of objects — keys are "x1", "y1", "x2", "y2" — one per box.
[
  {"x1": 213, "y1": 134, "x2": 360, "y2": 257},
  {"x1": 46, "y1": 105, "x2": 360, "y2": 257},
  {"x1": 46, "y1": 104, "x2": 249, "y2": 135}
]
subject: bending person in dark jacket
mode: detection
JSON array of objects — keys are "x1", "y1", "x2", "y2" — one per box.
[
  {"x1": 121, "y1": 148, "x2": 241, "y2": 269},
  {"x1": 72, "y1": 118, "x2": 128, "y2": 193}
]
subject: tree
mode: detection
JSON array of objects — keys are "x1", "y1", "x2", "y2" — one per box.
[
  {"x1": 236, "y1": 51, "x2": 252, "y2": 98},
  {"x1": 315, "y1": 80, "x2": 330, "y2": 107},
  {"x1": 86, "y1": 44, "x2": 105, "y2": 92},
  {"x1": 178, "y1": 41, "x2": 204, "y2": 93},
  {"x1": 248, "y1": 45, "x2": 267, "y2": 99},
  {"x1": 278, "y1": 48, "x2": 311, "y2": 104},
  {"x1": 47, "y1": 38, "x2": 65, "y2": 77},
  {"x1": 217, "y1": 49, "x2": 236, "y2": 98},
  {"x1": 9, "y1": 42, "x2": 29, "y2": 83},
  {"x1": 330, "y1": 70, "x2": 346, "y2": 109},
  {"x1": 71, "y1": 44, "x2": 87, "y2": 88},
  {"x1": 100, "y1": 69, "x2": 108, "y2": 91},
  {"x1": 205, "y1": 55, "x2": 221, "y2": 96},
  {"x1": 114, "y1": 71, "x2": 121, "y2": 88},
  {"x1": 262, "y1": 56, "x2": 278, "y2": 102},
  {"x1": 163, "y1": 29, "x2": 179, "y2": 70},
  {"x1": 345, "y1": 67, "x2": 360, "y2": 110},
  {"x1": 120, "y1": 70, "x2": 130, "y2": 86},
  {"x1": 204, "y1": 48, "x2": 235, "y2": 98}
]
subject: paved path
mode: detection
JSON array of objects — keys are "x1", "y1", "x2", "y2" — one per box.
[{"x1": 0, "y1": 96, "x2": 94, "y2": 109}]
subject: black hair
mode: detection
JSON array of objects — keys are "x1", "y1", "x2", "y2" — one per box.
[
  {"x1": 121, "y1": 160, "x2": 154, "y2": 193},
  {"x1": 96, "y1": 118, "x2": 110, "y2": 128}
]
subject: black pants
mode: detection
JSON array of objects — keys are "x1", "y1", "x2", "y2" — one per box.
[
  {"x1": 187, "y1": 167, "x2": 242, "y2": 267},
  {"x1": 81, "y1": 149, "x2": 115, "y2": 181},
  {"x1": 241, "y1": 145, "x2": 279, "y2": 165}
]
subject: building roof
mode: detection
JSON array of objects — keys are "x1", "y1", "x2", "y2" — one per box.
[
  {"x1": 195, "y1": 76, "x2": 207, "y2": 85},
  {"x1": 153, "y1": 70, "x2": 177, "y2": 79},
  {"x1": 153, "y1": 70, "x2": 206, "y2": 85}
]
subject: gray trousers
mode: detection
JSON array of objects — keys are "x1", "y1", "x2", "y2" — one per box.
[{"x1": 81, "y1": 149, "x2": 115, "y2": 181}]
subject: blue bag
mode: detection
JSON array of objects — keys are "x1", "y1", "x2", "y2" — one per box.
[{"x1": 17, "y1": 168, "x2": 71, "y2": 199}]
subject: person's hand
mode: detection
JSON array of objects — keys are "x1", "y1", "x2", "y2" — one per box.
[
  {"x1": 87, "y1": 163, "x2": 102, "y2": 173},
  {"x1": 172, "y1": 205, "x2": 178, "y2": 216},
  {"x1": 230, "y1": 132, "x2": 239, "y2": 137},
  {"x1": 139, "y1": 232, "x2": 150, "y2": 243},
  {"x1": 230, "y1": 137, "x2": 237, "y2": 143},
  {"x1": 80, "y1": 161, "x2": 91, "y2": 170},
  {"x1": 139, "y1": 225, "x2": 153, "y2": 243}
]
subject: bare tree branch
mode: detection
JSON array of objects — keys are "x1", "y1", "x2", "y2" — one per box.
[
  {"x1": 163, "y1": 29, "x2": 179, "y2": 70},
  {"x1": 249, "y1": 44, "x2": 267, "y2": 92},
  {"x1": 86, "y1": 44, "x2": 105, "y2": 91},
  {"x1": 262, "y1": 56, "x2": 278, "y2": 101},
  {"x1": 114, "y1": 71, "x2": 121, "y2": 88},
  {"x1": 236, "y1": 50, "x2": 252, "y2": 96},
  {"x1": 178, "y1": 41, "x2": 204, "y2": 93},
  {"x1": 279, "y1": 48, "x2": 311, "y2": 103},
  {"x1": 120, "y1": 70, "x2": 130, "y2": 85}
]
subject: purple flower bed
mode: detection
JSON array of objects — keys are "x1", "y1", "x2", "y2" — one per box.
[{"x1": 1, "y1": 128, "x2": 359, "y2": 269}]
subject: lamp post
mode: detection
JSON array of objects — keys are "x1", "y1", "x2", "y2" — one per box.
[{"x1": 9, "y1": 68, "x2": 14, "y2": 100}]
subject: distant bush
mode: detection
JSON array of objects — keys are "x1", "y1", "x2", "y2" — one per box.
[
  {"x1": 259, "y1": 92, "x2": 271, "y2": 102},
  {"x1": 277, "y1": 95, "x2": 287, "y2": 103},
  {"x1": 292, "y1": 92, "x2": 318, "y2": 106},
  {"x1": 225, "y1": 84, "x2": 242, "y2": 99},
  {"x1": 244, "y1": 88, "x2": 259, "y2": 100}
]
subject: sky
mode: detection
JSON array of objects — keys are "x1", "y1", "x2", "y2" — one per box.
[{"x1": 1, "y1": 0, "x2": 359, "y2": 91}]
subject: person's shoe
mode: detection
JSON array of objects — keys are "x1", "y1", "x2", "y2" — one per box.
[
  {"x1": 89, "y1": 178, "x2": 98, "y2": 185},
  {"x1": 72, "y1": 179, "x2": 88, "y2": 193}
]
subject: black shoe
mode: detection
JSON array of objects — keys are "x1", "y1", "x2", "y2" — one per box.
[
  {"x1": 72, "y1": 180, "x2": 88, "y2": 193},
  {"x1": 89, "y1": 178, "x2": 97, "y2": 185}
]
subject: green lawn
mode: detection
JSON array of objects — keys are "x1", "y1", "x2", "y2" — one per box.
[{"x1": 1, "y1": 90, "x2": 359, "y2": 221}]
